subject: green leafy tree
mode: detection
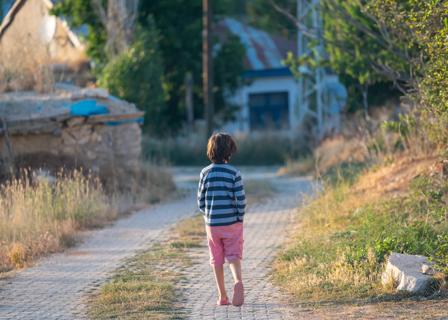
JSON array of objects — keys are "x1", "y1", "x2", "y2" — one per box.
[
  {"x1": 367, "y1": 0, "x2": 448, "y2": 145},
  {"x1": 139, "y1": 1, "x2": 246, "y2": 132},
  {"x1": 214, "y1": 35, "x2": 246, "y2": 122},
  {"x1": 53, "y1": 0, "x2": 246, "y2": 135},
  {"x1": 98, "y1": 17, "x2": 165, "y2": 134},
  {"x1": 321, "y1": 0, "x2": 406, "y2": 114},
  {"x1": 251, "y1": 0, "x2": 404, "y2": 114}
]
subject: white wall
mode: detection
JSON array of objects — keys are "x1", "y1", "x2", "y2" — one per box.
[{"x1": 222, "y1": 75, "x2": 299, "y2": 134}]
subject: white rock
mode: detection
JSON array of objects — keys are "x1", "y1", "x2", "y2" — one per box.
[
  {"x1": 382, "y1": 252, "x2": 436, "y2": 295},
  {"x1": 421, "y1": 263, "x2": 435, "y2": 275}
]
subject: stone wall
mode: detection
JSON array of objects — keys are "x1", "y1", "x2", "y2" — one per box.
[{"x1": 0, "y1": 120, "x2": 142, "y2": 191}]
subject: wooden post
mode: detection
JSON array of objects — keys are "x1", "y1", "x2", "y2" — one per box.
[
  {"x1": 0, "y1": 118, "x2": 15, "y2": 177},
  {"x1": 185, "y1": 72, "x2": 194, "y2": 130},
  {"x1": 202, "y1": 0, "x2": 214, "y2": 137}
]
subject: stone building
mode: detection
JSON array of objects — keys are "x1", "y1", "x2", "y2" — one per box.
[
  {"x1": 0, "y1": 0, "x2": 91, "y2": 87},
  {"x1": 0, "y1": 85, "x2": 144, "y2": 191}
]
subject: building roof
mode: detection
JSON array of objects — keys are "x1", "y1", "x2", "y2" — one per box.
[
  {"x1": 216, "y1": 17, "x2": 296, "y2": 72},
  {"x1": 0, "y1": 85, "x2": 144, "y2": 135},
  {"x1": 0, "y1": 0, "x2": 84, "y2": 49}
]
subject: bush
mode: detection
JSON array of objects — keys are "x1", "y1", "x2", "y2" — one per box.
[{"x1": 142, "y1": 133, "x2": 310, "y2": 166}]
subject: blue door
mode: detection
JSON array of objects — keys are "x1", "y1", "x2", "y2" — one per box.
[{"x1": 249, "y1": 92, "x2": 289, "y2": 130}]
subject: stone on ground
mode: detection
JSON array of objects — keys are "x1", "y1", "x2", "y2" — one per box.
[{"x1": 382, "y1": 252, "x2": 438, "y2": 295}]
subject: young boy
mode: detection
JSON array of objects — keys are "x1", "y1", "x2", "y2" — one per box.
[{"x1": 197, "y1": 133, "x2": 246, "y2": 306}]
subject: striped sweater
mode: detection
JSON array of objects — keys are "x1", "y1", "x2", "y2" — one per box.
[{"x1": 197, "y1": 163, "x2": 246, "y2": 226}]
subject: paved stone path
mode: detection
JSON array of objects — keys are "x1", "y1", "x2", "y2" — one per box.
[
  {"x1": 180, "y1": 175, "x2": 314, "y2": 320},
  {"x1": 0, "y1": 189, "x2": 198, "y2": 319},
  {"x1": 0, "y1": 168, "x2": 313, "y2": 319}
]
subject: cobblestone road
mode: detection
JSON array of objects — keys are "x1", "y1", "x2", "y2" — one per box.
[{"x1": 180, "y1": 175, "x2": 314, "y2": 320}]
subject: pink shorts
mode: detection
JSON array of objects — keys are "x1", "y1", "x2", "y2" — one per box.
[{"x1": 205, "y1": 222, "x2": 244, "y2": 266}]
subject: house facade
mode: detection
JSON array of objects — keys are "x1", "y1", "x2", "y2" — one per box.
[
  {"x1": 218, "y1": 18, "x2": 346, "y2": 136},
  {"x1": 0, "y1": 0, "x2": 90, "y2": 85},
  {"x1": 217, "y1": 18, "x2": 299, "y2": 134}
]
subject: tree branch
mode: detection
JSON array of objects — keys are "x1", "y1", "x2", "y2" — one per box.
[
  {"x1": 269, "y1": 0, "x2": 317, "y2": 39},
  {"x1": 92, "y1": 0, "x2": 107, "y2": 28}
]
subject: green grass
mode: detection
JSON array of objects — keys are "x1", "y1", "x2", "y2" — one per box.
[{"x1": 273, "y1": 165, "x2": 448, "y2": 304}]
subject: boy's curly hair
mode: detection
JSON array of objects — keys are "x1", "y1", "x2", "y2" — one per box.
[{"x1": 207, "y1": 132, "x2": 237, "y2": 163}]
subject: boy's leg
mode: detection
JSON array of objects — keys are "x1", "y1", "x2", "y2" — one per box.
[
  {"x1": 206, "y1": 225, "x2": 228, "y2": 302},
  {"x1": 229, "y1": 259, "x2": 242, "y2": 283},
  {"x1": 212, "y1": 264, "x2": 227, "y2": 300},
  {"x1": 229, "y1": 259, "x2": 244, "y2": 306}
]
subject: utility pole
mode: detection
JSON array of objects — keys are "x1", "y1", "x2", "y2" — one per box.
[
  {"x1": 202, "y1": 0, "x2": 214, "y2": 137},
  {"x1": 185, "y1": 72, "x2": 194, "y2": 130},
  {"x1": 296, "y1": 0, "x2": 327, "y2": 141}
]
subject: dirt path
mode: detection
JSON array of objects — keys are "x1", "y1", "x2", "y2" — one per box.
[{"x1": 178, "y1": 174, "x2": 314, "y2": 320}]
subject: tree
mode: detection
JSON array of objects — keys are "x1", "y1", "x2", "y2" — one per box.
[
  {"x1": 272, "y1": 0, "x2": 448, "y2": 144},
  {"x1": 98, "y1": 17, "x2": 165, "y2": 134},
  {"x1": 90, "y1": 0, "x2": 139, "y2": 58},
  {"x1": 137, "y1": 1, "x2": 246, "y2": 133},
  {"x1": 367, "y1": 0, "x2": 448, "y2": 145},
  {"x1": 53, "y1": 0, "x2": 246, "y2": 134},
  {"x1": 320, "y1": 0, "x2": 408, "y2": 115},
  {"x1": 251, "y1": 0, "x2": 404, "y2": 114}
]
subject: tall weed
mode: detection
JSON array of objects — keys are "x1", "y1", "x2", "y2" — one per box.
[{"x1": 0, "y1": 170, "x2": 114, "y2": 272}]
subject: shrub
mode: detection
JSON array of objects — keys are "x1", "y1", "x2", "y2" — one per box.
[{"x1": 142, "y1": 133, "x2": 310, "y2": 166}]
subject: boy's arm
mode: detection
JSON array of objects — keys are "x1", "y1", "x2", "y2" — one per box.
[
  {"x1": 197, "y1": 172, "x2": 206, "y2": 213},
  {"x1": 234, "y1": 171, "x2": 246, "y2": 217}
]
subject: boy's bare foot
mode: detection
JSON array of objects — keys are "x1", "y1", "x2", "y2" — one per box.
[
  {"x1": 217, "y1": 296, "x2": 230, "y2": 305},
  {"x1": 232, "y1": 281, "x2": 244, "y2": 306}
]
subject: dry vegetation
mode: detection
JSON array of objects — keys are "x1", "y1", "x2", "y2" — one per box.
[
  {"x1": 273, "y1": 155, "x2": 448, "y2": 304},
  {"x1": 0, "y1": 163, "x2": 174, "y2": 274},
  {"x1": 0, "y1": 39, "x2": 54, "y2": 93},
  {"x1": 0, "y1": 170, "x2": 114, "y2": 272},
  {"x1": 87, "y1": 214, "x2": 204, "y2": 320}
]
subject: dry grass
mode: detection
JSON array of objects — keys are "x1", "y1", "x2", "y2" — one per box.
[
  {"x1": 87, "y1": 214, "x2": 206, "y2": 320},
  {"x1": 0, "y1": 163, "x2": 175, "y2": 274},
  {"x1": 134, "y1": 162, "x2": 175, "y2": 204},
  {"x1": 0, "y1": 38, "x2": 54, "y2": 93},
  {"x1": 314, "y1": 135, "x2": 370, "y2": 175},
  {"x1": 0, "y1": 170, "x2": 114, "y2": 272},
  {"x1": 88, "y1": 242, "x2": 188, "y2": 320},
  {"x1": 278, "y1": 156, "x2": 316, "y2": 176},
  {"x1": 273, "y1": 155, "x2": 448, "y2": 304}
]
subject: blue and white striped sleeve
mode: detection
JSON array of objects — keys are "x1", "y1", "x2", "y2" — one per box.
[
  {"x1": 197, "y1": 172, "x2": 206, "y2": 213},
  {"x1": 234, "y1": 171, "x2": 246, "y2": 216}
]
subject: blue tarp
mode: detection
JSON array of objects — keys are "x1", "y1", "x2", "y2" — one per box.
[
  {"x1": 105, "y1": 118, "x2": 145, "y2": 126},
  {"x1": 69, "y1": 100, "x2": 109, "y2": 116}
]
